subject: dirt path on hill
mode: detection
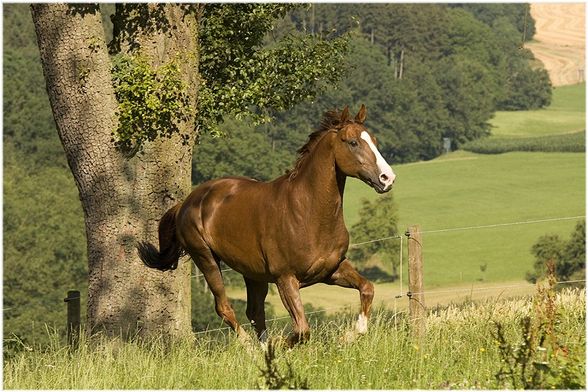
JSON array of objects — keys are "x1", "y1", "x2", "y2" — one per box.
[{"x1": 526, "y1": 3, "x2": 585, "y2": 86}]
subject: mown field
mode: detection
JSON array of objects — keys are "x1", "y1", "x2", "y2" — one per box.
[
  {"x1": 4, "y1": 288, "x2": 585, "y2": 389},
  {"x1": 488, "y1": 83, "x2": 585, "y2": 138},
  {"x1": 345, "y1": 150, "x2": 585, "y2": 283},
  {"x1": 462, "y1": 84, "x2": 585, "y2": 153}
]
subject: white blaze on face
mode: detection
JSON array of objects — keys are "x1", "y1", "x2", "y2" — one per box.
[{"x1": 360, "y1": 131, "x2": 396, "y2": 190}]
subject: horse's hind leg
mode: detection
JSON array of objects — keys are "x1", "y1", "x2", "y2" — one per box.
[
  {"x1": 323, "y1": 259, "x2": 374, "y2": 335},
  {"x1": 187, "y1": 247, "x2": 250, "y2": 343},
  {"x1": 244, "y1": 277, "x2": 269, "y2": 342}
]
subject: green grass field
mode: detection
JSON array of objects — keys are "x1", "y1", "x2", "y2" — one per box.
[
  {"x1": 342, "y1": 82, "x2": 585, "y2": 290},
  {"x1": 4, "y1": 289, "x2": 584, "y2": 389},
  {"x1": 489, "y1": 83, "x2": 585, "y2": 138},
  {"x1": 344, "y1": 150, "x2": 584, "y2": 286}
]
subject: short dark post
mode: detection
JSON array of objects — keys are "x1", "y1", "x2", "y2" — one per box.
[
  {"x1": 406, "y1": 225, "x2": 426, "y2": 340},
  {"x1": 64, "y1": 290, "x2": 81, "y2": 349}
]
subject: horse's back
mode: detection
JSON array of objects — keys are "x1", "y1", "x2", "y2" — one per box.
[{"x1": 178, "y1": 175, "x2": 270, "y2": 233}]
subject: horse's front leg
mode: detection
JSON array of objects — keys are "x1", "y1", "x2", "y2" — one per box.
[
  {"x1": 276, "y1": 275, "x2": 310, "y2": 346},
  {"x1": 323, "y1": 259, "x2": 374, "y2": 334}
]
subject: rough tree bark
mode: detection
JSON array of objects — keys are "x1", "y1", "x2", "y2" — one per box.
[{"x1": 31, "y1": 4, "x2": 198, "y2": 338}]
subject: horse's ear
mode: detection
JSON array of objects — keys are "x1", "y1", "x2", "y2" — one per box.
[
  {"x1": 355, "y1": 104, "x2": 367, "y2": 123},
  {"x1": 340, "y1": 106, "x2": 350, "y2": 122}
]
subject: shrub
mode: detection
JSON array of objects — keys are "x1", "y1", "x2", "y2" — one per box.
[
  {"x1": 494, "y1": 262, "x2": 585, "y2": 389},
  {"x1": 527, "y1": 220, "x2": 586, "y2": 283},
  {"x1": 348, "y1": 194, "x2": 400, "y2": 280}
]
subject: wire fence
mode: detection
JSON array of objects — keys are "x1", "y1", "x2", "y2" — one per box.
[
  {"x1": 194, "y1": 304, "x2": 356, "y2": 336},
  {"x1": 189, "y1": 214, "x2": 585, "y2": 335},
  {"x1": 190, "y1": 278, "x2": 585, "y2": 336},
  {"x1": 418, "y1": 215, "x2": 585, "y2": 235}
]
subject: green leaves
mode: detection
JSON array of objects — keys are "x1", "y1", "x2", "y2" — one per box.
[
  {"x1": 348, "y1": 194, "x2": 400, "y2": 279},
  {"x1": 527, "y1": 220, "x2": 586, "y2": 283},
  {"x1": 198, "y1": 4, "x2": 349, "y2": 136},
  {"x1": 111, "y1": 54, "x2": 193, "y2": 153}
]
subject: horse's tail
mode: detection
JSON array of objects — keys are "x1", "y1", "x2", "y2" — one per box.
[{"x1": 137, "y1": 203, "x2": 184, "y2": 271}]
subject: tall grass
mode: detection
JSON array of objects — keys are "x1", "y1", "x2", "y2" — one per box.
[
  {"x1": 462, "y1": 130, "x2": 585, "y2": 154},
  {"x1": 4, "y1": 288, "x2": 585, "y2": 389}
]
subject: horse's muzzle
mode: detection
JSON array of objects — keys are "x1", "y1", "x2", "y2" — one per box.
[{"x1": 361, "y1": 175, "x2": 394, "y2": 194}]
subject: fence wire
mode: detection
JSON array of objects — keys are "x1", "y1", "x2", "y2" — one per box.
[
  {"x1": 187, "y1": 214, "x2": 585, "y2": 335},
  {"x1": 406, "y1": 279, "x2": 585, "y2": 297},
  {"x1": 191, "y1": 278, "x2": 585, "y2": 335},
  {"x1": 194, "y1": 304, "x2": 356, "y2": 335},
  {"x1": 419, "y1": 215, "x2": 584, "y2": 235},
  {"x1": 191, "y1": 215, "x2": 583, "y2": 279}
]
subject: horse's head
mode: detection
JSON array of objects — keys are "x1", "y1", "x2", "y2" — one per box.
[{"x1": 333, "y1": 105, "x2": 396, "y2": 193}]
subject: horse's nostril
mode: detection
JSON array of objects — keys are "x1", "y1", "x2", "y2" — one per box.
[{"x1": 380, "y1": 173, "x2": 389, "y2": 183}]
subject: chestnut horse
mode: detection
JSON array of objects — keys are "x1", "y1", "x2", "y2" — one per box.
[{"x1": 138, "y1": 105, "x2": 396, "y2": 345}]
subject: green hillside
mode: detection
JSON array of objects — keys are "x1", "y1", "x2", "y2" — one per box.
[
  {"x1": 344, "y1": 151, "x2": 585, "y2": 286},
  {"x1": 488, "y1": 83, "x2": 585, "y2": 138},
  {"x1": 343, "y1": 82, "x2": 585, "y2": 287}
]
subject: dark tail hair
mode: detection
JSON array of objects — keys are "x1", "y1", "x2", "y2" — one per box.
[{"x1": 138, "y1": 203, "x2": 184, "y2": 271}]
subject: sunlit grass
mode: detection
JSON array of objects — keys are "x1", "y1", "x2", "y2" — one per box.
[
  {"x1": 344, "y1": 151, "x2": 584, "y2": 287},
  {"x1": 489, "y1": 83, "x2": 585, "y2": 138},
  {"x1": 4, "y1": 289, "x2": 585, "y2": 389}
]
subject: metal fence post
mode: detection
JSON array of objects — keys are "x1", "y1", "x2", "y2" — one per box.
[
  {"x1": 406, "y1": 225, "x2": 426, "y2": 340},
  {"x1": 64, "y1": 290, "x2": 80, "y2": 349}
]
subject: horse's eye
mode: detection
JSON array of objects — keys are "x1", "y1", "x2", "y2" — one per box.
[{"x1": 348, "y1": 140, "x2": 358, "y2": 148}]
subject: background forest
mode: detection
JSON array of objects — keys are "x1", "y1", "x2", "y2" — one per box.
[{"x1": 4, "y1": 3, "x2": 554, "y2": 346}]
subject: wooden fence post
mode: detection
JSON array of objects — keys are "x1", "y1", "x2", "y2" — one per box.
[
  {"x1": 406, "y1": 225, "x2": 426, "y2": 340},
  {"x1": 64, "y1": 290, "x2": 81, "y2": 349}
]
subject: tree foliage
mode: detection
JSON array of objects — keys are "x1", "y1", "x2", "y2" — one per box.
[
  {"x1": 3, "y1": 144, "x2": 87, "y2": 345},
  {"x1": 193, "y1": 3, "x2": 553, "y2": 182},
  {"x1": 348, "y1": 194, "x2": 400, "y2": 279},
  {"x1": 498, "y1": 56, "x2": 552, "y2": 110},
  {"x1": 198, "y1": 4, "x2": 348, "y2": 136},
  {"x1": 111, "y1": 54, "x2": 194, "y2": 151},
  {"x1": 452, "y1": 3, "x2": 536, "y2": 41},
  {"x1": 526, "y1": 220, "x2": 586, "y2": 283},
  {"x1": 3, "y1": 6, "x2": 63, "y2": 168},
  {"x1": 193, "y1": 117, "x2": 291, "y2": 182}
]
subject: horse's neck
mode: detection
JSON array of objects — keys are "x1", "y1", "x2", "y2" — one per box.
[{"x1": 292, "y1": 134, "x2": 346, "y2": 221}]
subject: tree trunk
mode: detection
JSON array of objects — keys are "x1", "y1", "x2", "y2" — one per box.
[{"x1": 31, "y1": 3, "x2": 197, "y2": 338}]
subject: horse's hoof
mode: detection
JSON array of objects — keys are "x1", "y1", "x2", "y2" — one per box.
[
  {"x1": 236, "y1": 329, "x2": 256, "y2": 351},
  {"x1": 340, "y1": 329, "x2": 358, "y2": 344},
  {"x1": 355, "y1": 313, "x2": 368, "y2": 335},
  {"x1": 285, "y1": 331, "x2": 310, "y2": 348},
  {"x1": 285, "y1": 334, "x2": 298, "y2": 348},
  {"x1": 258, "y1": 329, "x2": 268, "y2": 343}
]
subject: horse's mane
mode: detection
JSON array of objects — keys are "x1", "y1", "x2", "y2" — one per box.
[{"x1": 288, "y1": 109, "x2": 349, "y2": 181}]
